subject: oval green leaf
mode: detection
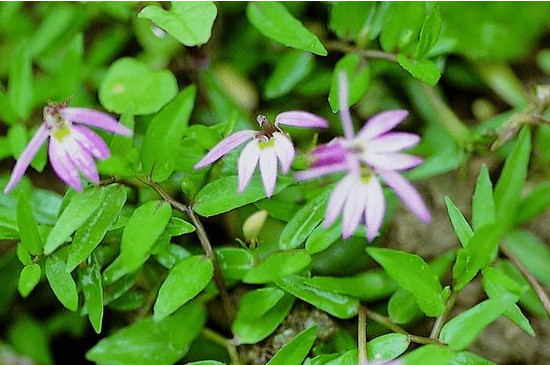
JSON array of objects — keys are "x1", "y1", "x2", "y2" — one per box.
[
  {"x1": 266, "y1": 326, "x2": 317, "y2": 365},
  {"x1": 45, "y1": 255, "x2": 78, "y2": 311},
  {"x1": 18, "y1": 263, "x2": 41, "y2": 298},
  {"x1": 243, "y1": 250, "x2": 311, "y2": 284}
]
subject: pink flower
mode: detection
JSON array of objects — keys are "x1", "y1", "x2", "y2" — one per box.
[
  {"x1": 4, "y1": 103, "x2": 132, "y2": 194},
  {"x1": 194, "y1": 112, "x2": 328, "y2": 197},
  {"x1": 296, "y1": 73, "x2": 430, "y2": 241}
]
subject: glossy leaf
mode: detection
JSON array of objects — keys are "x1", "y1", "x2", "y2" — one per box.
[
  {"x1": 45, "y1": 254, "x2": 78, "y2": 311},
  {"x1": 396, "y1": 55, "x2": 441, "y2": 86},
  {"x1": 450, "y1": 352, "x2": 498, "y2": 365},
  {"x1": 471, "y1": 165, "x2": 495, "y2": 230},
  {"x1": 266, "y1": 326, "x2": 317, "y2": 365},
  {"x1": 216, "y1": 247, "x2": 255, "y2": 281},
  {"x1": 18, "y1": 264, "x2": 41, "y2": 298},
  {"x1": 380, "y1": 2, "x2": 425, "y2": 52},
  {"x1": 329, "y1": 2, "x2": 376, "y2": 41},
  {"x1": 401, "y1": 344, "x2": 454, "y2": 365},
  {"x1": 503, "y1": 230, "x2": 550, "y2": 286},
  {"x1": 329, "y1": 53, "x2": 371, "y2": 112},
  {"x1": 416, "y1": 6, "x2": 442, "y2": 58},
  {"x1": 243, "y1": 250, "x2": 311, "y2": 284},
  {"x1": 265, "y1": 50, "x2": 314, "y2": 99},
  {"x1": 236, "y1": 288, "x2": 285, "y2": 321},
  {"x1": 367, "y1": 333, "x2": 409, "y2": 362},
  {"x1": 445, "y1": 196, "x2": 473, "y2": 248},
  {"x1": 80, "y1": 256, "x2": 104, "y2": 333},
  {"x1": 16, "y1": 193, "x2": 42, "y2": 255}
]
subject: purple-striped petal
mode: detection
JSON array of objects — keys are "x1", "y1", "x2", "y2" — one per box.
[
  {"x1": 368, "y1": 132, "x2": 420, "y2": 153},
  {"x1": 362, "y1": 152, "x2": 422, "y2": 171},
  {"x1": 61, "y1": 107, "x2": 132, "y2": 136},
  {"x1": 356, "y1": 110, "x2": 409, "y2": 141},
  {"x1": 338, "y1": 72, "x2": 355, "y2": 140},
  {"x1": 272, "y1": 132, "x2": 295, "y2": 174},
  {"x1": 48, "y1": 139, "x2": 82, "y2": 191},
  {"x1": 365, "y1": 177, "x2": 385, "y2": 242},
  {"x1": 65, "y1": 136, "x2": 100, "y2": 184},
  {"x1": 71, "y1": 126, "x2": 110, "y2": 160},
  {"x1": 275, "y1": 111, "x2": 329, "y2": 128},
  {"x1": 377, "y1": 169, "x2": 431, "y2": 224},
  {"x1": 342, "y1": 176, "x2": 368, "y2": 239},
  {"x1": 238, "y1": 140, "x2": 261, "y2": 193},
  {"x1": 259, "y1": 147, "x2": 278, "y2": 197},
  {"x1": 311, "y1": 140, "x2": 348, "y2": 167},
  {"x1": 294, "y1": 162, "x2": 349, "y2": 181},
  {"x1": 324, "y1": 174, "x2": 355, "y2": 227},
  {"x1": 4, "y1": 124, "x2": 50, "y2": 194},
  {"x1": 195, "y1": 130, "x2": 255, "y2": 169}
]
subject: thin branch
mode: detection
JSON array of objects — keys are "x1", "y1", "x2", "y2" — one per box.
[
  {"x1": 324, "y1": 40, "x2": 397, "y2": 62},
  {"x1": 430, "y1": 289, "x2": 457, "y2": 339},
  {"x1": 358, "y1": 306, "x2": 368, "y2": 365},
  {"x1": 501, "y1": 243, "x2": 550, "y2": 319},
  {"x1": 202, "y1": 328, "x2": 242, "y2": 365}
]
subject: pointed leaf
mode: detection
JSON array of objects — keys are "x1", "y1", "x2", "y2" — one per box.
[
  {"x1": 445, "y1": 196, "x2": 473, "y2": 247},
  {"x1": 243, "y1": 250, "x2": 311, "y2": 284},
  {"x1": 81, "y1": 256, "x2": 104, "y2": 333},
  {"x1": 45, "y1": 254, "x2": 78, "y2": 311},
  {"x1": 17, "y1": 193, "x2": 42, "y2": 255},
  {"x1": 266, "y1": 326, "x2": 317, "y2": 365},
  {"x1": 472, "y1": 165, "x2": 495, "y2": 230}
]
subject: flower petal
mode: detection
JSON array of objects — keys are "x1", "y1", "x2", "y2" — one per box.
[
  {"x1": 377, "y1": 169, "x2": 431, "y2": 223},
  {"x1": 238, "y1": 139, "x2": 261, "y2": 193},
  {"x1": 368, "y1": 132, "x2": 420, "y2": 153},
  {"x1": 365, "y1": 177, "x2": 385, "y2": 242},
  {"x1": 294, "y1": 162, "x2": 349, "y2": 181},
  {"x1": 195, "y1": 130, "x2": 256, "y2": 169},
  {"x1": 323, "y1": 174, "x2": 355, "y2": 228},
  {"x1": 4, "y1": 124, "x2": 50, "y2": 194},
  {"x1": 272, "y1": 132, "x2": 295, "y2": 174},
  {"x1": 259, "y1": 147, "x2": 278, "y2": 197},
  {"x1": 310, "y1": 140, "x2": 347, "y2": 168},
  {"x1": 48, "y1": 139, "x2": 82, "y2": 191},
  {"x1": 275, "y1": 111, "x2": 329, "y2": 128},
  {"x1": 362, "y1": 152, "x2": 422, "y2": 171},
  {"x1": 357, "y1": 110, "x2": 409, "y2": 141},
  {"x1": 342, "y1": 176, "x2": 368, "y2": 239},
  {"x1": 71, "y1": 126, "x2": 110, "y2": 160},
  {"x1": 61, "y1": 107, "x2": 132, "y2": 136},
  {"x1": 65, "y1": 136, "x2": 100, "y2": 184},
  {"x1": 338, "y1": 72, "x2": 355, "y2": 140}
]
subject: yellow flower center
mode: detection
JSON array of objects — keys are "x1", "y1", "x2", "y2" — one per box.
[
  {"x1": 51, "y1": 124, "x2": 71, "y2": 141},
  {"x1": 258, "y1": 138, "x2": 275, "y2": 150}
]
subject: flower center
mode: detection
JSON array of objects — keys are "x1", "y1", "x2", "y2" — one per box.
[
  {"x1": 51, "y1": 124, "x2": 71, "y2": 141},
  {"x1": 258, "y1": 137, "x2": 275, "y2": 150}
]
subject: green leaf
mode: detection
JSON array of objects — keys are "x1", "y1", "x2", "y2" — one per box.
[
  {"x1": 236, "y1": 288, "x2": 285, "y2": 321},
  {"x1": 141, "y1": 86, "x2": 196, "y2": 182},
  {"x1": 367, "y1": 247, "x2": 446, "y2": 317},
  {"x1": 120, "y1": 200, "x2": 172, "y2": 272},
  {"x1": 243, "y1": 250, "x2": 311, "y2": 284},
  {"x1": 18, "y1": 264, "x2": 41, "y2": 298},
  {"x1": 396, "y1": 55, "x2": 441, "y2": 86},
  {"x1": 493, "y1": 127, "x2": 531, "y2": 231},
  {"x1": 246, "y1": 2, "x2": 327, "y2": 56},
  {"x1": 7, "y1": 315, "x2": 53, "y2": 365},
  {"x1": 416, "y1": 6, "x2": 442, "y2": 58},
  {"x1": 44, "y1": 188, "x2": 106, "y2": 255},
  {"x1": 28, "y1": 4, "x2": 76, "y2": 56},
  {"x1": 450, "y1": 352, "x2": 498, "y2": 365},
  {"x1": 99, "y1": 57, "x2": 178, "y2": 115},
  {"x1": 516, "y1": 182, "x2": 550, "y2": 224},
  {"x1": 86, "y1": 303, "x2": 206, "y2": 365},
  {"x1": 380, "y1": 2, "x2": 425, "y2": 52},
  {"x1": 45, "y1": 254, "x2": 78, "y2": 311},
  {"x1": 472, "y1": 165, "x2": 495, "y2": 230},
  {"x1": 154, "y1": 255, "x2": 213, "y2": 321},
  {"x1": 367, "y1": 333, "x2": 410, "y2": 362},
  {"x1": 266, "y1": 326, "x2": 317, "y2": 365},
  {"x1": 279, "y1": 187, "x2": 331, "y2": 250},
  {"x1": 265, "y1": 50, "x2": 314, "y2": 99},
  {"x1": 139, "y1": 2, "x2": 217, "y2": 47},
  {"x1": 8, "y1": 44, "x2": 33, "y2": 120},
  {"x1": 16, "y1": 193, "x2": 42, "y2": 255},
  {"x1": 276, "y1": 275, "x2": 359, "y2": 319},
  {"x1": 233, "y1": 292, "x2": 295, "y2": 344},
  {"x1": 8, "y1": 123, "x2": 27, "y2": 158},
  {"x1": 306, "y1": 270, "x2": 397, "y2": 302},
  {"x1": 452, "y1": 224, "x2": 502, "y2": 290},
  {"x1": 329, "y1": 53, "x2": 371, "y2": 112},
  {"x1": 194, "y1": 175, "x2": 293, "y2": 217},
  {"x1": 215, "y1": 247, "x2": 255, "y2": 281},
  {"x1": 444, "y1": 196, "x2": 473, "y2": 248},
  {"x1": 401, "y1": 344, "x2": 454, "y2": 365},
  {"x1": 439, "y1": 294, "x2": 518, "y2": 350},
  {"x1": 503, "y1": 230, "x2": 550, "y2": 286},
  {"x1": 0, "y1": 88, "x2": 19, "y2": 124},
  {"x1": 80, "y1": 256, "x2": 104, "y2": 334},
  {"x1": 66, "y1": 184, "x2": 127, "y2": 272},
  {"x1": 329, "y1": 2, "x2": 376, "y2": 41}
]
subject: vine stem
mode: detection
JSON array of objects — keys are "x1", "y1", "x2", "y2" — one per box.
[
  {"x1": 324, "y1": 40, "x2": 397, "y2": 62},
  {"x1": 430, "y1": 290, "x2": 457, "y2": 339},
  {"x1": 202, "y1": 328, "x2": 242, "y2": 365},
  {"x1": 134, "y1": 177, "x2": 235, "y2": 323},
  {"x1": 358, "y1": 306, "x2": 368, "y2": 365},
  {"x1": 500, "y1": 243, "x2": 550, "y2": 319}
]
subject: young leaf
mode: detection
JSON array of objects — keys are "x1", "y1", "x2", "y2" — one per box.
[
  {"x1": 236, "y1": 288, "x2": 285, "y2": 321},
  {"x1": 329, "y1": 53, "x2": 371, "y2": 112},
  {"x1": 16, "y1": 193, "x2": 42, "y2": 255},
  {"x1": 45, "y1": 255, "x2": 78, "y2": 311},
  {"x1": 516, "y1": 182, "x2": 550, "y2": 225},
  {"x1": 329, "y1": 2, "x2": 376, "y2": 41},
  {"x1": 451, "y1": 352, "x2": 498, "y2": 365},
  {"x1": 86, "y1": 303, "x2": 206, "y2": 365},
  {"x1": 66, "y1": 184, "x2": 127, "y2": 272},
  {"x1": 367, "y1": 247, "x2": 446, "y2": 317},
  {"x1": 276, "y1": 275, "x2": 359, "y2": 319},
  {"x1": 396, "y1": 55, "x2": 441, "y2": 86},
  {"x1": 141, "y1": 86, "x2": 196, "y2": 182},
  {"x1": 266, "y1": 326, "x2": 317, "y2": 365},
  {"x1": 194, "y1": 175, "x2": 293, "y2": 217},
  {"x1": 246, "y1": 2, "x2": 327, "y2": 56},
  {"x1": 400, "y1": 344, "x2": 454, "y2": 365},
  {"x1": 379, "y1": 2, "x2": 425, "y2": 52},
  {"x1": 18, "y1": 264, "x2": 41, "y2": 298},
  {"x1": 44, "y1": 188, "x2": 106, "y2": 255},
  {"x1": 493, "y1": 127, "x2": 531, "y2": 231},
  {"x1": 503, "y1": 230, "x2": 550, "y2": 286},
  {"x1": 120, "y1": 200, "x2": 172, "y2": 272},
  {"x1": 472, "y1": 165, "x2": 495, "y2": 230},
  {"x1": 367, "y1": 333, "x2": 410, "y2": 362},
  {"x1": 416, "y1": 6, "x2": 442, "y2": 58},
  {"x1": 154, "y1": 255, "x2": 213, "y2": 321},
  {"x1": 264, "y1": 50, "x2": 314, "y2": 99},
  {"x1": 138, "y1": 2, "x2": 217, "y2": 47},
  {"x1": 215, "y1": 247, "x2": 255, "y2": 281},
  {"x1": 279, "y1": 187, "x2": 331, "y2": 250},
  {"x1": 243, "y1": 250, "x2": 311, "y2": 284},
  {"x1": 444, "y1": 196, "x2": 473, "y2": 247},
  {"x1": 80, "y1": 256, "x2": 104, "y2": 334},
  {"x1": 6, "y1": 315, "x2": 53, "y2": 365},
  {"x1": 439, "y1": 294, "x2": 518, "y2": 350}
]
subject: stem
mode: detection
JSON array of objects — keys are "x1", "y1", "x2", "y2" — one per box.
[
  {"x1": 135, "y1": 177, "x2": 235, "y2": 323},
  {"x1": 430, "y1": 289, "x2": 457, "y2": 339},
  {"x1": 501, "y1": 243, "x2": 550, "y2": 319},
  {"x1": 358, "y1": 306, "x2": 368, "y2": 365},
  {"x1": 324, "y1": 40, "x2": 397, "y2": 62},
  {"x1": 202, "y1": 328, "x2": 242, "y2": 365},
  {"x1": 362, "y1": 307, "x2": 408, "y2": 335}
]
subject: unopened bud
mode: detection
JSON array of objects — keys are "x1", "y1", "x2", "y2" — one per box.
[{"x1": 243, "y1": 210, "x2": 268, "y2": 245}]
